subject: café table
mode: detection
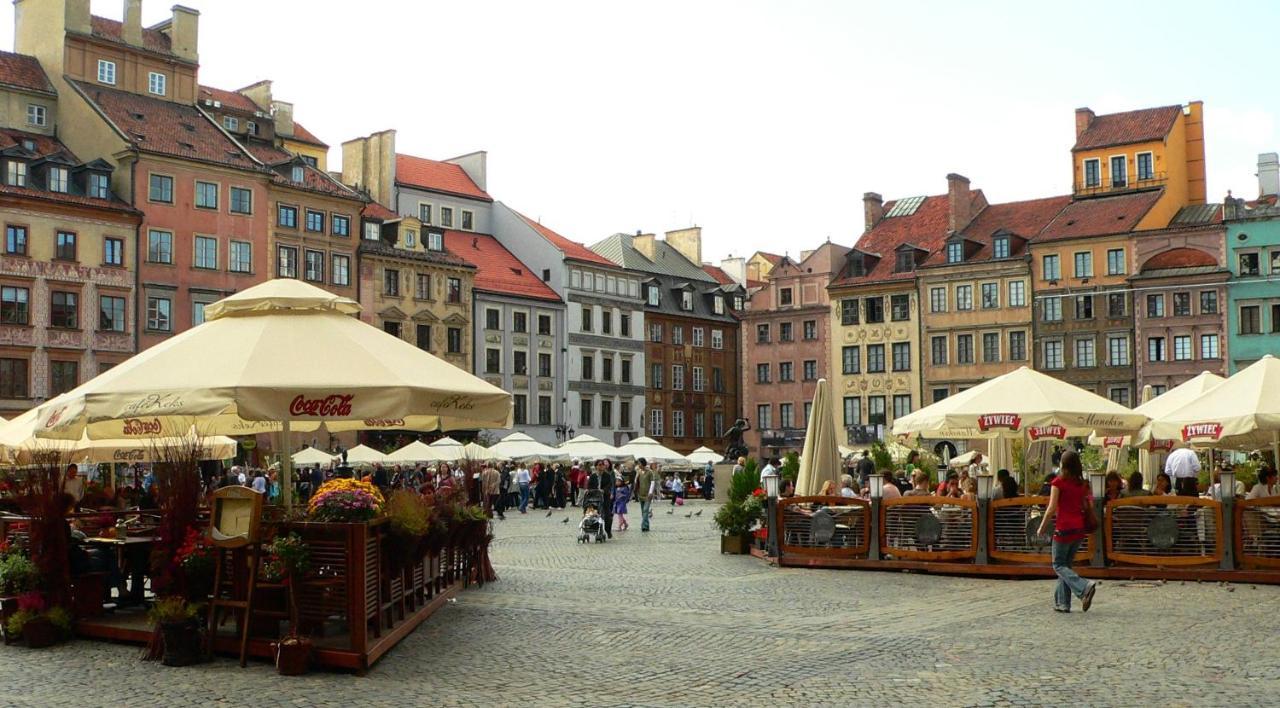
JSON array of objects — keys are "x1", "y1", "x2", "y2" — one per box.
[{"x1": 84, "y1": 536, "x2": 156, "y2": 605}]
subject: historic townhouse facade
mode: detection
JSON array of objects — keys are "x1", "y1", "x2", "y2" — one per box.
[
  {"x1": 447, "y1": 230, "x2": 565, "y2": 445},
  {"x1": 492, "y1": 203, "x2": 645, "y2": 446},
  {"x1": 917, "y1": 194, "x2": 1068, "y2": 404},
  {"x1": 1129, "y1": 206, "x2": 1229, "y2": 394},
  {"x1": 740, "y1": 242, "x2": 846, "y2": 456},
  {"x1": 592, "y1": 229, "x2": 741, "y2": 454},
  {"x1": 1224, "y1": 157, "x2": 1280, "y2": 372},
  {"x1": 829, "y1": 178, "x2": 985, "y2": 443}
]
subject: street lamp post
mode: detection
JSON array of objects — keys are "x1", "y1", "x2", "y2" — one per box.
[
  {"x1": 761, "y1": 467, "x2": 780, "y2": 558},
  {"x1": 868, "y1": 472, "x2": 883, "y2": 561},
  {"x1": 976, "y1": 474, "x2": 994, "y2": 564},
  {"x1": 1088, "y1": 471, "x2": 1106, "y2": 568},
  {"x1": 1220, "y1": 468, "x2": 1236, "y2": 571}
]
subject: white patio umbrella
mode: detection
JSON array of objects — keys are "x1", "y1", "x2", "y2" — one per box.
[
  {"x1": 488, "y1": 432, "x2": 568, "y2": 462},
  {"x1": 795, "y1": 379, "x2": 841, "y2": 496},
  {"x1": 686, "y1": 446, "x2": 724, "y2": 466},
  {"x1": 429, "y1": 436, "x2": 466, "y2": 462},
  {"x1": 291, "y1": 446, "x2": 337, "y2": 466},
  {"x1": 341, "y1": 444, "x2": 387, "y2": 467},
  {"x1": 385, "y1": 440, "x2": 440, "y2": 464},
  {"x1": 558, "y1": 434, "x2": 630, "y2": 462},
  {"x1": 1148, "y1": 354, "x2": 1280, "y2": 458},
  {"x1": 619, "y1": 436, "x2": 688, "y2": 467},
  {"x1": 462, "y1": 442, "x2": 504, "y2": 461},
  {"x1": 30, "y1": 279, "x2": 511, "y2": 507}
]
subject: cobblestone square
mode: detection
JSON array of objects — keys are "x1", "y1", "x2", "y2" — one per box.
[{"x1": 1, "y1": 500, "x2": 1276, "y2": 707}]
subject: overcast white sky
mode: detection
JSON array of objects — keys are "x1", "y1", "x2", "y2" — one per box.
[{"x1": 9, "y1": 1, "x2": 1278, "y2": 262}]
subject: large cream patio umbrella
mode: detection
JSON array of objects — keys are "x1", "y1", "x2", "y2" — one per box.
[
  {"x1": 686, "y1": 446, "x2": 723, "y2": 466},
  {"x1": 462, "y1": 442, "x2": 504, "y2": 461},
  {"x1": 559, "y1": 434, "x2": 630, "y2": 462},
  {"x1": 795, "y1": 378, "x2": 841, "y2": 496},
  {"x1": 488, "y1": 432, "x2": 567, "y2": 462},
  {"x1": 1148, "y1": 354, "x2": 1280, "y2": 458},
  {"x1": 31, "y1": 279, "x2": 511, "y2": 507},
  {"x1": 619, "y1": 436, "x2": 688, "y2": 468},
  {"x1": 384, "y1": 441, "x2": 440, "y2": 464},
  {"x1": 292, "y1": 446, "x2": 337, "y2": 466},
  {"x1": 429, "y1": 436, "x2": 467, "y2": 462},
  {"x1": 341, "y1": 444, "x2": 387, "y2": 467}
]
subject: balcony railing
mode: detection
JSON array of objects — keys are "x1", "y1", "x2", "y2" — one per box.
[{"x1": 1074, "y1": 172, "x2": 1167, "y2": 198}]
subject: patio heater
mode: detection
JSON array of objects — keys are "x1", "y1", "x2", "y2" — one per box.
[
  {"x1": 761, "y1": 467, "x2": 780, "y2": 558},
  {"x1": 868, "y1": 472, "x2": 884, "y2": 561},
  {"x1": 976, "y1": 474, "x2": 994, "y2": 564},
  {"x1": 1088, "y1": 471, "x2": 1107, "y2": 568},
  {"x1": 1219, "y1": 467, "x2": 1236, "y2": 571}
]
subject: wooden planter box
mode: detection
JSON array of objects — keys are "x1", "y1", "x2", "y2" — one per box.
[{"x1": 720, "y1": 533, "x2": 753, "y2": 555}]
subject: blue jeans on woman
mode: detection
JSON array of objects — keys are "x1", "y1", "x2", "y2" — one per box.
[
  {"x1": 518, "y1": 483, "x2": 531, "y2": 513},
  {"x1": 1051, "y1": 537, "x2": 1090, "y2": 610}
]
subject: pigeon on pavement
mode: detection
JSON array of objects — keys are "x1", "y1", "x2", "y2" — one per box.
[
  {"x1": 694, "y1": 510, "x2": 703, "y2": 517},
  {"x1": 545, "y1": 510, "x2": 553, "y2": 517},
  {"x1": 562, "y1": 517, "x2": 570, "y2": 524}
]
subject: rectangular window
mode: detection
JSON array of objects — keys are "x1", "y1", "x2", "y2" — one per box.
[
  {"x1": 931, "y1": 336, "x2": 947, "y2": 365},
  {"x1": 600, "y1": 399, "x2": 613, "y2": 429},
  {"x1": 956, "y1": 334, "x2": 974, "y2": 364},
  {"x1": 1110, "y1": 155, "x2": 1127, "y2": 187},
  {"x1": 929, "y1": 287, "x2": 947, "y2": 313},
  {"x1": 756, "y1": 324, "x2": 769, "y2": 343},
  {"x1": 841, "y1": 345, "x2": 860, "y2": 375},
  {"x1": 982, "y1": 332, "x2": 1000, "y2": 362},
  {"x1": 672, "y1": 325, "x2": 683, "y2": 345},
  {"x1": 229, "y1": 187, "x2": 252, "y2": 214},
  {"x1": 955, "y1": 285, "x2": 973, "y2": 311},
  {"x1": 600, "y1": 356, "x2": 612, "y2": 381},
  {"x1": 1083, "y1": 158, "x2": 1100, "y2": 188},
  {"x1": 509, "y1": 394, "x2": 527, "y2": 426},
  {"x1": 892, "y1": 394, "x2": 912, "y2": 420},
  {"x1": 580, "y1": 305, "x2": 593, "y2": 333},
  {"x1": 842, "y1": 397, "x2": 861, "y2": 427},
  {"x1": 26, "y1": 103, "x2": 46, "y2": 127},
  {"x1": 539, "y1": 396, "x2": 553, "y2": 426},
  {"x1": 97, "y1": 59, "x2": 116, "y2": 84},
  {"x1": 442, "y1": 327, "x2": 459, "y2": 353},
  {"x1": 149, "y1": 174, "x2": 173, "y2": 203},
  {"x1": 581, "y1": 353, "x2": 594, "y2": 381},
  {"x1": 440, "y1": 206, "x2": 454, "y2": 228},
  {"x1": 711, "y1": 329, "x2": 723, "y2": 349},
  {"x1": 1147, "y1": 294, "x2": 1165, "y2": 318},
  {"x1": 332, "y1": 215, "x2": 350, "y2": 237},
  {"x1": 146, "y1": 71, "x2": 166, "y2": 95},
  {"x1": 146, "y1": 296, "x2": 171, "y2": 332},
  {"x1": 461, "y1": 210, "x2": 474, "y2": 230},
  {"x1": 1075, "y1": 338, "x2": 1096, "y2": 367},
  {"x1": 779, "y1": 404, "x2": 793, "y2": 430},
  {"x1": 891, "y1": 342, "x2": 911, "y2": 371},
  {"x1": 1008, "y1": 281, "x2": 1025, "y2": 307},
  {"x1": 364, "y1": 222, "x2": 380, "y2": 241},
  {"x1": 320, "y1": 253, "x2": 345, "y2": 285},
  {"x1": 6, "y1": 161, "x2": 25, "y2": 187},
  {"x1": 1075, "y1": 295, "x2": 1093, "y2": 320},
  {"x1": 1200, "y1": 333, "x2": 1220, "y2": 359},
  {"x1": 277, "y1": 204, "x2": 297, "y2": 228},
  {"x1": 756, "y1": 404, "x2": 772, "y2": 429},
  {"x1": 980, "y1": 282, "x2": 999, "y2": 309},
  {"x1": 485, "y1": 309, "x2": 500, "y2": 331},
  {"x1": 1043, "y1": 296, "x2": 1062, "y2": 322},
  {"x1": 539, "y1": 352, "x2": 553, "y2": 378},
  {"x1": 580, "y1": 398, "x2": 593, "y2": 428},
  {"x1": 1172, "y1": 292, "x2": 1191, "y2": 317},
  {"x1": 993, "y1": 236, "x2": 1011, "y2": 259},
  {"x1": 672, "y1": 364, "x2": 685, "y2": 389},
  {"x1": 414, "y1": 273, "x2": 431, "y2": 300},
  {"x1": 649, "y1": 408, "x2": 663, "y2": 437},
  {"x1": 416, "y1": 324, "x2": 431, "y2": 350},
  {"x1": 512, "y1": 311, "x2": 528, "y2": 334},
  {"x1": 486, "y1": 348, "x2": 501, "y2": 374},
  {"x1": 650, "y1": 323, "x2": 662, "y2": 342},
  {"x1": 946, "y1": 241, "x2": 963, "y2": 264},
  {"x1": 841, "y1": 298, "x2": 860, "y2": 325},
  {"x1": 383, "y1": 321, "x2": 402, "y2": 339},
  {"x1": 47, "y1": 167, "x2": 68, "y2": 193},
  {"x1": 1108, "y1": 335, "x2": 1130, "y2": 366},
  {"x1": 651, "y1": 363, "x2": 663, "y2": 389},
  {"x1": 1239, "y1": 253, "x2": 1260, "y2": 276},
  {"x1": 1, "y1": 286, "x2": 28, "y2": 324},
  {"x1": 1044, "y1": 340, "x2": 1063, "y2": 369},
  {"x1": 1200, "y1": 290, "x2": 1218, "y2": 315},
  {"x1": 54, "y1": 231, "x2": 76, "y2": 261},
  {"x1": 447, "y1": 278, "x2": 462, "y2": 303},
  {"x1": 621, "y1": 358, "x2": 633, "y2": 384},
  {"x1": 101, "y1": 237, "x2": 124, "y2": 267},
  {"x1": 692, "y1": 326, "x2": 705, "y2": 346},
  {"x1": 0, "y1": 358, "x2": 27, "y2": 399},
  {"x1": 194, "y1": 236, "x2": 217, "y2": 269},
  {"x1": 803, "y1": 360, "x2": 817, "y2": 381},
  {"x1": 1172, "y1": 335, "x2": 1192, "y2": 361},
  {"x1": 1073, "y1": 251, "x2": 1093, "y2": 278},
  {"x1": 779, "y1": 362, "x2": 793, "y2": 382},
  {"x1": 1137, "y1": 152, "x2": 1154, "y2": 180},
  {"x1": 867, "y1": 343, "x2": 886, "y2": 373},
  {"x1": 49, "y1": 360, "x2": 77, "y2": 396},
  {"x1": 694, "y1": 412, "x2": 705, "y2": 438},
  {"x1": 1148, "y1": 336, "x2": 1167, "y2": 362},
  {"x1": 1106, "y1": 248, "x2": 1125, "y2": 275},
  {"x1": 864, "y1": 297, "x2": 884, "y2": 323},
  {"x1": 1042, "y1": 254, "x2": 1061, "y2": 281},
  {"x1": 868, "y1": 396, "x2": 886, "y2": 426},
  {"x1": 418, "y1": 204, "x2": 432, "y2": 224},
  {"x1": 1009, "y1": 331, "x2": 1026, "y2": 361},
  {"x1": 802, "y1": 320, "x2": 816, "y2": 340},
  {"x1": 147, "y1": 230, "x2": 172, "y2": 264},
  {"x1": 278, "y1": 246, "x2": 299, "y2": 278},
  {"x1": 1274, "y1": 305, "x2": 1280, "y2": 333},
  {"x1": 192, "y1": 301, "x2": 207, "y2": 327},
  {"x1": 778, "y1": 287, "x2": 794, "y2": 306},
  {"x1": 305, "y1": 210, "x2": 325, "y2": 232},
  {"x1": 1109, "y1": 387, "x2": 1131, "y2": 406},
  {"x1": 756, "y1": 363, "x2": 770, "y2": 384},
  {"x1": 5, "y1": 225, "x2": 25, "y2": 255},
  {"x1": 304, "y1": 250, "x2": 324, "y2": 282},
  {"x1": 890, "y1": 294, "x2": 910, "y2": 321},
  {"x1": 229, "y1": 241, "x2": 252, "y2": 274},
  {"x1": 87, "y1": 173, "x2": 109, "y2": 199},
  {"x1": 1240, "y1": 305, "x2": 1261, "y2": 335},
  {"x1": 194, "y1": 181, "x2": 219, "y2": 209},
  {"x1": 1108, "y1": 293, "x2": 1126, "y2": 318},
  {"x1": 223, "y1": 116, "x2": 239, "y2": 132}
]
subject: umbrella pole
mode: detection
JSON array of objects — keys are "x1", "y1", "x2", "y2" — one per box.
[{"x1": 282, "y1": 419, "x2": 294, "y2": 511}]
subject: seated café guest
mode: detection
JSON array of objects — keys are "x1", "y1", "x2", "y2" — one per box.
[
  {"x1": 1104, "y1": 471, "x2": 1123, "y2": 501},
  {"x1": 936, "y1": 471, "x2": 959, "y2": 496},
  {"x1": 992, "y1": 469, "x2": 1012, "y2": 499},
  {"x1": 819, "y1": 480, "x2": 837, "y2": 497},
  {"x1": 1038, "y1": 471, "x2": 1058, "y2": 496},
  {"x1": 999, "y1": 475, "x2": 1019, "y2": 500},
  {"x1": 881, "y1": 472, "x2": 902, "y2": 499},
  {"x1": 780, "y1": 479, "x2": 796, "y2": 498},
  {"x1": 904, "y1": 470, "x2": 932, "y2": 496},
  {"x1": 960, "y1": 477, "x2": 977, "y2": 501},
  {"x1": 1205, "y1": 466, "x2": 1246, "y2": 501},
  {"x1": 1122, "y1": 471, "x2": 1147, "y2": 498},
  {"x1": 1152, "y1": 472, "x2": 1173, "y2": 496},
  {"x1": 839, "y1": 474, "x2": 857, "y2": 498},
  {"x1": 64, "y1": 494, "x2": 128, "y2": 604},
  {"x1": 1248, "y1": 466, "x2": 1279, "y2": 500}
]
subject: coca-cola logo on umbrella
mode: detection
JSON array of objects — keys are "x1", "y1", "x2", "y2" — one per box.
[
  {"x1": 1028, "y1": 425, "x2": 1068, "y2": 441},
  {"x1": 977, "y1": 414, "x2": 1021, "y2": 432},
  {"x1": 114, "y1": 449, "x2": 146, "y2": 461},
  {"x1": 1181, "y1": 422, "x2": 1223, "y2": 441},
  {"x1": 289, "y1": 394, "x2": 355, "y2": 417}
]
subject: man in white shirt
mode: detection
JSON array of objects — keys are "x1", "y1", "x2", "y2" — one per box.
[
  {"x1": 1164, "y1": 447, "x2": 1201, "y2": 496},
  {"x1": 235, "y1": 465, "x2": 247, "y2": 486},
  {"x1": 515, "y1": 464, "x2": 532, "y2": 514},
  {"x1": 1247, "y1": 466, "x2": 1278, "y2": 499}
]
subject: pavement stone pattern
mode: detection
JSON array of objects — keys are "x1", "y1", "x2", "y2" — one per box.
[{"x1": 1, "y1": 500, "x2": 1277, "y2": 707}]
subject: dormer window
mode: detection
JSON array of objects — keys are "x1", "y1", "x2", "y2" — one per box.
[
  {"x1": 681, "y1": 291, "x2": 694, "y2": 311},
  {"x1": 291, "y1": 165, "x2": 304, "y2": 182},
  {"x1": 895, "y1": 250, "x2": 915, "y2": 272},
  {"x1": 847, "y1": 254, "x2": 866, "y2": 277},
  {"x1": 7, "y1": 161, "x2": 27, "y2": 187},
  {"x1": 426, "y1": 232, "x2": 443, "y2": 251},
  {"x1": 247, "y1": 121, "x2": 258, "y2": 136},
  {"x1": 646, "y1": 285, "x2": 659, "y2": 307},
  {"x1": 223, "y1": 116, "x2": 239, "y2": 132},
  {"x1": 364, "y1": 222, "x2": 381, "y2": 241},
  {"x1": 734, "y1": 296, "x2": 744, "y2": 310},
  {"x1": 993, "y1": 236, "x2": 1010, "y2": 259},
  {"x1": 713, "y1": 297, "x2": 725, "y2": 315},
  {"x1": 87, "y1": 173, "x2": 110, "y2": 199},
  {"x1": 946, "y1": 241, "x2": 963, "y2": 264},
  {"x1": 47, "y1": 167, "x2": 68, "y2": 193},
  {"x1": 21, "y1": 140, "x2": 35, "y2": 152}
]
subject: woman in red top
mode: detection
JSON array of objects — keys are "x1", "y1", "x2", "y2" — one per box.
[{"x1": 1036, "y1": 450, "x2": 1098, "y2": 613}]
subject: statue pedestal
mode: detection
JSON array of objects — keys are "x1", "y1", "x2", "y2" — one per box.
[{"x1": 713, "y1": 463, "x2": 736, "y2": 503}]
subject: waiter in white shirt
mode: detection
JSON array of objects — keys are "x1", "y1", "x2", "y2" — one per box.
[{"x1": 1164, "y1": 446, "x2": 1201, "y2": 497}]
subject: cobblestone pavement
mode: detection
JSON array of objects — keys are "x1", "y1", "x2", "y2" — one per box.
[{"x1": 2, "y1": 500, "x2": 1278, "y2": 706}]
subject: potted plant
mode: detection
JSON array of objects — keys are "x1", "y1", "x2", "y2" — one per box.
[
  {"x1": 148, "y1": 596, "x2": 202, "y2": 666},
  {"x1": 307, "y1": 479, "x2": 385, "y2": 523},
  {"x1": 0, "y1": 552, "x2": 39, "y2": 596},
  {"x1": 264, "y1": 533, "x2": 312, "y2": 676},
  {"x1": 7, "y1": 592, "x2": 71, "y2": 648},
  {"x1": 175, "y1": 528, "x2": 215, "y2": 602},
  {"x1": 713, "y1": 464, "x2": 763, "y2": 554},
  {"x1": 385, "y1": 490, "x2": 431, "y2": 568}
]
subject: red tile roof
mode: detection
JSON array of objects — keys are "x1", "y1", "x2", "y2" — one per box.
[
  {"x1": 0, "y1": 129, "x2": 76, "y2": 160},
  {"x1": 244, "y1": 142, "x2": 361, "y2": 200},
  {"x1": 198, "y1": 85, "x2": 262, "y2": 114},
  {"x1": 445, "y1": 231, "x2": 560, "y2": 302},
  {"x1": 0, "y1": 129, "x2": 136, "y2": 215},
  {"x1": 88, "y1": 16, "x2": 176, "y2": 57},
  {"x1": 0, "y1": 51, "x2": 54, "y2": 94},
  {"x1": 1140, "y1": 247, "x2": 1218, "y2": 271},
  {"x1": 362, "y1": 202, "x2": 398, "y2": 221},
  {"x1": 289, "y1": 121, "x2": 328, "y2": 148},
  {"x1": 395, "y1": 154, "x2": 491, "y2": 201},
  {"x1": 702, "y1": 264, "x2": 736, "y2": 285},
  {"x1": 515, "y1": 211, "x2": 616, "y2": 267},
  {"x1": 71, "y1": 81, "x2": 258, "y2": 171},
  {"x1": 830, "y1": 193, "x2": 982, "y2": 288},
  {"x1": 921, "y1": 195, "x2": 1071, "y2": 266},
  {"x1": 1035, "y1": 190, "x2": 1162, "y2": 243},
  {"x1": 755, "y1": 251, "x2": 784, "y2": 266},
  {"x1": 1073, "y1": 105, "x2": 1181, "y2": 151}
]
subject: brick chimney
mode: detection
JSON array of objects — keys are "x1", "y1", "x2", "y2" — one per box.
[
  {"x1": 863, "y1": 192, "x2": 884, "y2": 230},
  {"x1": 1259, "y1": 153, "x2": 1280, "y2": 198},
  {"x1": 1075, "y1": 107, "x2": 1096, "y2": 139},
  {"x1": 633, "y1": 231, "x2": 657, "y2": 261},
  {"x1": 947, "y1": 173, "x2": 976, "y2": 232},
  {"x1": 272, "y1": 100, "x2": 295, "y2": 138},
  {"x1": 169, "y1": 5, "x2": 200, "y2": 63},
  {"x1": 66, "y1": 0, "x2": 90, "y2": 34},
  {"x1": 123, "y1": 0, "x2": 143, "y2": 46}
]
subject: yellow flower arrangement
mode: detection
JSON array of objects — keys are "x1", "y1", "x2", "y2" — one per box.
[{"x1": 307, "y1": 478, "x2": 386, "y2": 520}]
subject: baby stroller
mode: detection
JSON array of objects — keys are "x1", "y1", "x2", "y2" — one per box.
[{"x1": 578, "y1": 489, "x2": 608, "y2": 544}]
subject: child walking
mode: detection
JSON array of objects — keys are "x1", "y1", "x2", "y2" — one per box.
[{"x1": 613, "y1": 477, "x2": 632, "y2": 531}]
